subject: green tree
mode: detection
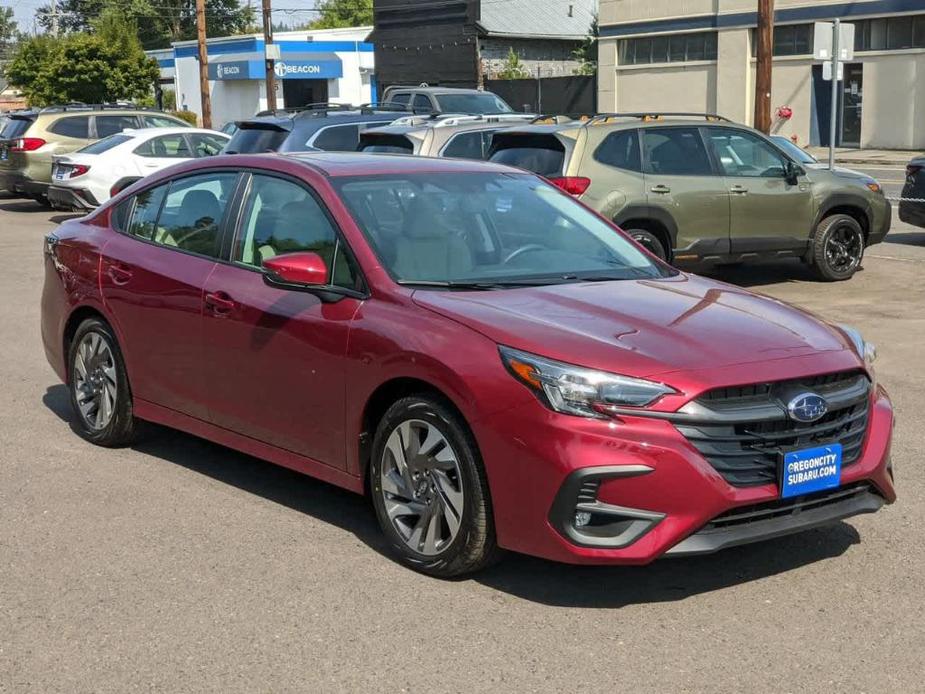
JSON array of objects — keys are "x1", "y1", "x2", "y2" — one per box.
[
  {"x1": 496, "y1": 48, "x2": 530, "y2": 80},
  {"x1": 6, "y1": 14, "x2": 159, "y2": 106},
  {"x1": 306, "y1": 0, "x2": 372, "y2": 29},
  {"x1": 0, "y1": 7, "x2": 18, "y2": 53},
  {"x1": 572, "y1": 15, "x2": 598, "y2": 76},
  {"x1": 36, "y1": 0, "x2": 254, "y2": 50}
]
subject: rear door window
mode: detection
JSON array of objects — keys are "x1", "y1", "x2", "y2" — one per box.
[
  {"x1": 134, "y1": 134, "x2": 192, "y2": 158},
  {"x1": 127, "y1": 185, "x2": 169, "y2": 240},
  {"x1": 48, "y1": 116, "x2": 90, "y2": 139},
  {"x1": 95, "y1": 115, "x2": 139, "y2": 138},
  {"x1": 489, "y1": 135, "x2": 565, "y2": 176},
  {"x1": 188, "y1": 133, "x2": 228, "y2": 157},
  {"x1": 642, "y1": 127, "x2": 714, "y2": 176},
  {"x1": 388, "y1": 92, "x2": 412, "y2": 106},
  {"x1": 154, "y1": 172, "x2": 238, "y2": 256},
  {"x1": 594, "y1": 130, "x2": 642, "y2": 171},
  {"x1": 143, "y1": 115, "x2": 187, "y2": 128},
  {"x1": 412, "y1": 94, "x2": 433, "y2": 112}
]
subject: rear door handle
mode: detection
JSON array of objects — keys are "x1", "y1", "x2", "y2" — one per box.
[
  {"x1": 204, "y1": 290, "x2": 236, "y2": 315},
  {"x1": 107, "y1": 263, "x2": 133, "y2": 285},
  {"x1": 650, "y1": 184, "x2": 671, "y2": 194},
  {"x1": 730, "y1": 185, "x2": 749, "y2": 194}
]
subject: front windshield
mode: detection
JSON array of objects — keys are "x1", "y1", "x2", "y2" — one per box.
[
  {"x1": 435, "y1": 93, "x2": 514, "y2": 115},
  {"x1": 771, "y1": 136, "x2": 816, "y2": 164},
  {"x1": 333, "y1": 173, "x2": 672, "y2": 286}
]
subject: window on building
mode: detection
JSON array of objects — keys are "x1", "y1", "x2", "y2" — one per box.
[
  {"x1": 619, "y1": 31, "x2": 718, "y2": 65},
  {"x1": 854, "y1": 15, "x2": 925, "y2": 51},
  {"x1": 750, "y1": 24, "x2": 814, "y2": 56}
]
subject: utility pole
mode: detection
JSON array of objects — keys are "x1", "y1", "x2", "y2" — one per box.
[
  {"x1": 195, "y1": 0, "x2": 212, "y2": 128},
  {"x1": 828, "y1": 19, "x2": 840, "y2": 170},
  {"x1": 753, "y1": 0, "x2": 774, "y2": 133},
  {"x1": 262, "y1": 0, "x2": 278, "y2": 111}
]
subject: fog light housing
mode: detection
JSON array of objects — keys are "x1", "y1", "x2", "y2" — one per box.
[{"x1": 574, "y1": 511, "x2": 592, "y2": 528}]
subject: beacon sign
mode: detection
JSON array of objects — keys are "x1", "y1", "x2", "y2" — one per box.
[
  {"x1": 274, "y1": 61, "x2": 323, "y2": 78},
  {"x1": 208, "y1": 57, "x2": 343, "y2": 81}
]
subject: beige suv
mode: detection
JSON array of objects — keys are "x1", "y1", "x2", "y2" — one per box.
[
  {"x1": 358, "y1": 114, "x2": 533, "y2": 160},
  {"x1": 0, "y1": 105, "x2": 189, "y2": 204}
]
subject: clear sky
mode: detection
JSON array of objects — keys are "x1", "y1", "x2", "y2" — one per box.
[{"x1": 2, "y1": 0, "x2": 323, "y2": 37}]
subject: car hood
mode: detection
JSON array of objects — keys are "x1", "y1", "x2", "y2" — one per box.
[{"x1": 412, "y1": 273, "x2": 855, "y2": 379}]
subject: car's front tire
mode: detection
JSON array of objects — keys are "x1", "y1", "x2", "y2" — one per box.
[
  {"x1": 369, "y1": 395, "x2": 502, "y2": 577},
  {"x1": 811, "y1": 214, "x2": 865, "y2": 281},
  {"x1": 67, "y1": 318, "x2": 137, "y2": 447}
]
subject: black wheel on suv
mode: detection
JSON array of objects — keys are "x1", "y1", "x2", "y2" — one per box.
[
  {"x1": 67, "y1": 318, "x2": 137, "y2": 447},
  {"x1": 626, "y1": 228, "x2": 669, "y2": 261},
  {"x1": 369, "y1": 395, "x2": 502, "y2": 577},
  {"x1": 811, "y1": 214, "x2": 865, "y2": 281}
]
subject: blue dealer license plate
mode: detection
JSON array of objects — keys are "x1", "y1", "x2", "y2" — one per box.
[{"x1": 781, "y1": 444, "x2": 842, "y2": 498}]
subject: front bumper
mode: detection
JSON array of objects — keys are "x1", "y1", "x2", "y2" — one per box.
[
  {"x1": 476, "y1": 383, "x2": 895, "y2": 565},
  {"x1": 47, "y1": 184, "x2": 99, "y2": 210},
  {"x1": 867, "y1": 195, "x2": 892, "y2": 244}
]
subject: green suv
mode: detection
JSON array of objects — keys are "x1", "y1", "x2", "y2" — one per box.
[{"x1": 489, "y1": 113, "x2": 891, "y2": 281}]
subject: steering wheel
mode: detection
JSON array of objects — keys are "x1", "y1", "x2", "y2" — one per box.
[{"x1": 503, "y1": 244, "x2": 546, "y2": 265}]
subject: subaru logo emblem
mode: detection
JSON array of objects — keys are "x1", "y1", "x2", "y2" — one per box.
[{"x1": 787, "y1": 392, "x2": 828, "y2": 423}]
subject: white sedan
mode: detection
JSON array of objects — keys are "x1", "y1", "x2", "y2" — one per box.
[{"x1": 47, "y1": 127, "x2": 230, "y2": 210}]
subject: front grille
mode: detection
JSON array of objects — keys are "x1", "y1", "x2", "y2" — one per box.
[
  {"x1": 675, "y1": 371, "x2": 871, "y2": 487},
  {"x1": 703, "y1": 482, "x2": 873, "y2": 531}
]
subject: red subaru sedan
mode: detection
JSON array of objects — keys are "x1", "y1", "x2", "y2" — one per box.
[{"x1": 41, "y1": 153, "x2": 896, "y2": 576}]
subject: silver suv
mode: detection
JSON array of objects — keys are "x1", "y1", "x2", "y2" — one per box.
[{"x1": 359, "y1": 114, "x2": 533, "y2": 159}]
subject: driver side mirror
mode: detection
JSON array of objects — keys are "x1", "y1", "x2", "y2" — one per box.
[
  {"x1": 784, "y1": 160, "x2": 804, "y2": 185},
  {"x1": 262, "y1": 252, "x2": 329, "y2": 288}
]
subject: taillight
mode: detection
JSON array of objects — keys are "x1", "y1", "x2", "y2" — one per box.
[
  {"x1": 70, "y1": 164, "x2": 89, "y2": 178},
  {"x1": 548, "y1": 176, "x2": 591, "y2": 196},
  {"x1": 11, "y1": 137, "x2": 46, "y2": 152}
]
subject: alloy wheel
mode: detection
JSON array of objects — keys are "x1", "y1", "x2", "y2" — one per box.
[
  {"x1": 73, "y1": 331, "x2": 118, "y2": 431},
  {"x1": 379, "y1": 419, "x2": 465, "y2": 556},
  {"x1": 825, "y1": 224, "x2": 863, "y2": 274}
]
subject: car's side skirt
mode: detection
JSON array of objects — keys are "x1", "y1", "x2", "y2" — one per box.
[{"x1": 134, "y1": 398, "x2": 365, "y2": 495}]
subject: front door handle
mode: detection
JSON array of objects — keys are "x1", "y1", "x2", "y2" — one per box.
[
  {"x1": 204, "y1": 290, "x2": 236, "y2": 315},
  {"x1": 650, "y1": 184, "x2": 671, "y2": 194},
  {"x1": 730, "y1": 185, "x2": 749, "y2": 194}
]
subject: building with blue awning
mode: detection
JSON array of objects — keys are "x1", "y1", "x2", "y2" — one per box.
[{"x1": 149, "y1": 26, "x2": 376, "y2": 127}]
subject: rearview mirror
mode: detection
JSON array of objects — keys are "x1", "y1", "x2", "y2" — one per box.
[
  {"x1": 784, "y1": 160, "x2": 804, "y2": 185},
  {"x1": 263, "y1": 252, "x2": 329, "y2": 288}
]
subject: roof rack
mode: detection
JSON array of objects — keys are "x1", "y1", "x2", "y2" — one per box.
[
  {"x1": 255, "y1": 102, "x2": 355, "y2": 117},
  {"x1": 432, "y1": 113, "x2": 534, "y2": 128},
  {"x1": 587, "y1": 112, "x2": 731, "y2": 125},
  {"x1": 530, "y1": 115, "x2": 574, "y2": 125},
  {"x1": 39, "y1": 102, "x2": 143, "y2": 113}
]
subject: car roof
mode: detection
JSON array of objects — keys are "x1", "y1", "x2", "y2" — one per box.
[
  {"x1": 496, "y1": 117, "x2": 751, "y2": 137},
  {"x1": 35, "y1": 109, "x2": 177, "y2": 120},
  {"x1": 242, "y1": 111, "x2": 399, "y2": 129},
  {"x1": 286, "y1": 151, "x2": 520, "y2": 177},
  {"x1": 387, "y1": 87, "x2": 496, "y2": 95},
  {"x1": 126, "y1": 126, "x2": 227, "y2": 138}
]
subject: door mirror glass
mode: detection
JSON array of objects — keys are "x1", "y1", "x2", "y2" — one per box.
[{"x1": 263, "y1": 252, "x2": 329, "y2": 287}]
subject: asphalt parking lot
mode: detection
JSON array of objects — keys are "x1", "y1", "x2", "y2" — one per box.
[{"x1": 1, "y1": 181, "x2": 923, "y2": 693}]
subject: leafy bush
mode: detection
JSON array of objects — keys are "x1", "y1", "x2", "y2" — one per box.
[{"x1": 169, "y1": 109, "x2": 199, "y2": 126}]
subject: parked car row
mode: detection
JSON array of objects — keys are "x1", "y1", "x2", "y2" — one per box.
[
  {"x1": 0, "y1": 104, "x2": 192, "y2": 205},
  {"x1": 41, "y1": 149, "x2": 896, "y2": 577}
]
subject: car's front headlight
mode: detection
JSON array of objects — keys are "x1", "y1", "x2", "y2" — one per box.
[
  {"x1": 838, "y1": 324, "x2": 877, "y2": 368},
  {"x1": 499, "y1": 346, "x2": 676, "y2": 419}
]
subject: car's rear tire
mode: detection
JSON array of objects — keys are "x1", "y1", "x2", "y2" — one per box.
[
  {"x1": 626, "y1": 228, "x2": 669, "y2": 261},
  {"x1": 369, "y1": 395, "x2": 502, "y2": 577},
  {"x1": 811, "y1": 214, "x2": 865, "y2": 281},
  {"x1": 67, "y1": 318, "x2": 137, "y2": 447}
]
